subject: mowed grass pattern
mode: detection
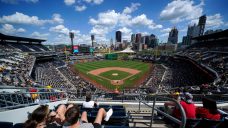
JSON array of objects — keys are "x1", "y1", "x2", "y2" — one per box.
[
  {"x1": 75, "y1": 60, "x2": 150, "y2": 91},
  {"x1": 99, "y1": 70, "x2": 130, "y2": 80}
]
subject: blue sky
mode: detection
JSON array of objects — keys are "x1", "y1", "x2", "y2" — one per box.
[{"x1": 0, "y1": 0, "x2": 228, "y2": 45}]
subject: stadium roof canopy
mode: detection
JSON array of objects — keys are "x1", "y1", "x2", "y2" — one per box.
[
  {"x1": 192, "y1": 29, "x2": 228, "y2": 41},
  {"x1": 118, "y1": 47, "x2": 135, "y2": 53},
  {"x1": 0, "y1": 33, "x2": 46, "y2": 44}
]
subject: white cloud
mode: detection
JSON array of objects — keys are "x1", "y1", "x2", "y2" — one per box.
[
  {"x1": 75, "y1": 5, "x2": 87, "y2": 12},
  {"x1": 90, "y1": 25, "x2": 110, "y2": 35},
  {"x1": 160, "y1": 0, "x2": 204, "y2": 23},
  {"x1": 88, "y1": 3, "x2": 162, "y2": 42},
  {"x1": 123, "y1": 3, "x2": 140, "y2": 14},
  {"x1": 17, "y1": 28, "x2": 26, "y2": 32},
  {"x1": 190, "y1": 13, "x2": 226, "y2": 29},
  {"x1": 161, "y1": 28, "x2": 171, "y2": 33},
  {"x1": 118, "y1": 27, "x2": 132, "y2": 39},
  {"x1": 31, "y1": 31, "x2": 49, "y2": 39},
  {"x1": 49, "y1": 25, "x2": 80, "y2": 37},
  {"x1": 84, "y1": 0, "x2": 103, "y2": 5},
  {"x1": 49, "y1": 25, "x2": 86, "y2": 45},
  {"x1": 49, "y1": 25, "x2": 70, "y2": 35},
  {"x1": 89, "y1": 10, "x2": 119, "y2": 26},
  {"x1": 0, "y1": 12, "x2": 64, "y2": 26},
  {"x1": 52, "y1": 13, "x2": 64, "y2": 24},
  {"x1": 1, "y1": 0, "x2": 39, "y2": 4},
  {"x1": 64, "y1": 0, "x2": 75, "y2": 6},
  {"x1": 130, "y1": 14, "x2": 163, "y2": 29},
  {"x1": 206, "y1": 14, "x2": 224, "y2": 28},
  {"x1": 0, "y1": 24, "x2": 26, "y2": 34}
]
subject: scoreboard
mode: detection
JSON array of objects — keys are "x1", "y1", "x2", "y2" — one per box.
[{"x1": 73, "y1": 45, "x2": 79, "y2": 53}]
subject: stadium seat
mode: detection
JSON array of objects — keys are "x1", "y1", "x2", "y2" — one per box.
[
  {"x1": 0, "y1": 121, "x2": 13, "y2": 128},
  {"x1": 185, "y1": 119, "x2": 201, "y2": 128},
  {"x1": 195, "y1": 118, "x2": 223, "y2": 128},
  {"x1": 12, "y1": 123, "x2": 24, "y2": 128}
]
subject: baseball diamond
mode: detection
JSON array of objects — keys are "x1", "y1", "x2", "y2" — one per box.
[{"x1": 74, "y1": 60, "x2": 152, "y2": 92}]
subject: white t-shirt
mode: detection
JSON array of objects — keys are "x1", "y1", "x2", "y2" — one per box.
[{"x1": 82, "y1": 101, "x2": 95, "y2": 108}]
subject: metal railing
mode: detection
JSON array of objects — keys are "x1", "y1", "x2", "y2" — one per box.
[
  {"x1": 68, "y1": 91, "x2": 228, "y2": 103},
  {"x1": 136, "y1": 95, "x2": 187, "y2": 128},
  {"x1": 0, "y1": 86, "x2": 67, "y2": 110}
]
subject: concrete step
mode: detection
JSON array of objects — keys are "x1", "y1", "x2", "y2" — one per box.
[{"x1": 129, "y1": 120, "x2": 172, "y2": 128}]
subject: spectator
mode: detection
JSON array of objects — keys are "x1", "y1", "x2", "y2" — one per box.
[
  {"x1": 63, "y1": 105, "x2": 113, "y2": 128},
  {"x1": 196, "y1": 98, "x2": 221, "y2": 120},
  {"x1": 173, "y1": 92, "x2": 196, "y2": 119},
  {"x1": 164, "y1": 92, "x2": 181, "y2": 115},
  {"x1": 24, "y1": 105, "x2": 49, "y2": 128},
  {"x1": 82, "y1": 93, "x2": 97, "y2": 108},
  {"x1": 46, "y1": 104, "x2": 75, "y2": 127}
]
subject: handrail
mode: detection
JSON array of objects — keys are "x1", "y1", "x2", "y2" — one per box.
[
  {"x1": 136, "y1": 95, "x2": 186, "y2": 128},
  {"x1": 0, "y1": 89, "x2": 67, "y2": 110}
]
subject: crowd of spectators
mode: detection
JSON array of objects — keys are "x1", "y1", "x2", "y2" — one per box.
[
  {"x1": 58, "y1": 66, "x2": 104, "y2": 94},
  {"x1": 138, "y1": 64, "x2": 166, "y2": 94},
  {"x1": 160, "y1": 57, "x2": 214, "y2": 91},
  {"x1": 0, "y1": 52, "x2": 36, "y2": 87},
  {"x1": 34, "y1": 60, "x2": 72, "y2": 89},
  {"x1": 176, "y1": 45, "x2": 228, "y2": 94}
]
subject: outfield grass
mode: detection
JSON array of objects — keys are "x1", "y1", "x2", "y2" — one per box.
[{"x1": 75, "y1": 60, "x2": 150, "y2": 91}]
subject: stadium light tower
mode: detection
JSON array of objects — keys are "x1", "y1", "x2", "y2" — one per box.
[{"x1": 69, "y1": 32, "x2": 74, "y2": 54}]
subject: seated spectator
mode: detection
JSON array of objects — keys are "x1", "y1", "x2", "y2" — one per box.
[
  {"x1": 196, "y1": 98, "x2": 221, "y2": 120},
  {"x1": 24, "y1": 105, "x2": 49, "y2": 128},
  {"x1": 63, "y1": 105, "x2": 113, "y2": 128},
  {"x1": 173, "y1": 92, "x2": 196, "y2": 119},
  {"x1": 164, "y1": 92, "x2": 181, "y2": 114},
  {"x1": 48, "y1": 104, "x2": 74, "y2": 126},
  {"x1": 82, "y1": 93, "x2": 97, "y2": 108}
]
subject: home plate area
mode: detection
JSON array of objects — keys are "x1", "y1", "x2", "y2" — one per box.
[{"x1": 111, "y1": 80, "x2": 124, "y2": 85}]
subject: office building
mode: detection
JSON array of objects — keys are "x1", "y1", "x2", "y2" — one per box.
[{"x1": 168, "y1": 27, "x2": 178, "y2": 44}]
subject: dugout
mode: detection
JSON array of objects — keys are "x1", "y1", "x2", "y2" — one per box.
[{"x1": 105, "y1": 53, "x2": 118, "y2": 60}]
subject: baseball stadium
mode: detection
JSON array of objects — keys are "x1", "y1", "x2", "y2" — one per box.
[{"x1": 1, "y1": 1, "x2": 228, "y2": 128}]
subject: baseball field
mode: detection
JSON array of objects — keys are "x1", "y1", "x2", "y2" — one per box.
[{"x1": 74, "y1": 60, "x2": 151, "y2": 92}]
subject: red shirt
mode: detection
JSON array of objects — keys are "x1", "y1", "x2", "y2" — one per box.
[
  {"x1": 173, "y1": 101, "x2": 196, "y2": 119},
  {"x1": 196, "y1": 107, "x2": 220, "y2": 120}
]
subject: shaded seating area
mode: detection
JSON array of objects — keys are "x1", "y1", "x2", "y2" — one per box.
[{"x1": 77, "y1": 104, "x2": 129, "y2": 127}]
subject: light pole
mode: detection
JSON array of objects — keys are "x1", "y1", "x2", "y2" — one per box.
[{"x1": 69, "y1": 32, "x2": 74, "y2": 54}]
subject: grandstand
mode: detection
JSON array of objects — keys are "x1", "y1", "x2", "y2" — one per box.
[{"x1": 0, "y1": 31, "x2": 228, "y2": 128}]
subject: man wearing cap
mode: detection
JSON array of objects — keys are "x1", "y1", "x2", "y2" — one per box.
[{"x1": 173, "y1": 92, "x2": 196, "y2": 119}]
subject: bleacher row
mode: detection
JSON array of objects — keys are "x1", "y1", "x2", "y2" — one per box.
[
  {"x1": 1, "y1": 103, "x2": 228, "y2": 128},
  {"x1": 0, "y1": 104, "x2": 129, "y2": 128},
  {"x1": 0, "y1": 41, "x2": 49, "y2": 53},
  {"x1": 0, "y1": 89, "x2": 67, "y2": 110},
  {"x1": 0, "y1": 53, "x2": 36, "y2": 87}
]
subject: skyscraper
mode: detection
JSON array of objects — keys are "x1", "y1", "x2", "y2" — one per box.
[
  {"x1": 168, "y1": 27, "x2": 178, "y2": 44},
  {"x1": 147, "y1": 34, "x2": 158, "y2": 48},
  {"x1": 115, "y1": 31, "x2": 122, "y2": 43},
  {"x1": 182, "y1": 15, "x2": 207, "y2": 46},
  {"x1": 135, "y1": 33, "x2": 141, "y2": 43},
  {"x1": 198, "y1": 15, "x2": 206, "y2": 36},
  {"x1": 91, "y1": 34, "x2": 95, "y2": 47},
  {"x1": 131, "y1": 34, "x2": 136, "y2": 43}
]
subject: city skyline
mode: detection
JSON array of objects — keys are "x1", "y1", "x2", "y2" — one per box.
[{"x1": 0, "y1": 0, "x2": 228, "y2": 45}]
